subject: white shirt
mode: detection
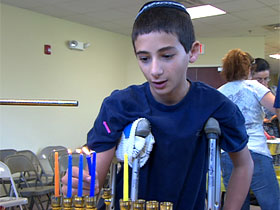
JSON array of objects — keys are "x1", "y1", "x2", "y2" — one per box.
[{"x1": 218, "y1": 80, "x2": 271, "y2": 157}]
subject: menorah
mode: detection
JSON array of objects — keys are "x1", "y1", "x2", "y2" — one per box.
[
  {"x1": 51, "y1": 195, "x2": 97, "y2": 210},
  {"x1": 51, "y1": 187, "x2": 173, "y2": 210}
]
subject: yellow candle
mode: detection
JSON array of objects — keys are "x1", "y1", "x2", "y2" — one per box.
[
  {"x1": 123, "y1": 153, "x2": 129, "y2": 201},
  {"x1": 54, "y1": 151, "x2": 60, "y2": 197}
]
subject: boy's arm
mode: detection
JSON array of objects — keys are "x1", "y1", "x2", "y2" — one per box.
[
  {"x1": 223, "y1": 146, "x2": 253, "y2": 210},
  {"x1": 96, "y1": 147, "x2": 116, "y2": 191}
]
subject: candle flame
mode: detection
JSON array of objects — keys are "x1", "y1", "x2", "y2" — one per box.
[
  {"x1": 76, "y1": 148, "x2": 82, "y2": 154},
  {"x1": 82, "y1": 146, "x2": 93, "y2": 155},
  {"x1": 68, "y1": 149, "x2": 72, "y2": 154}
]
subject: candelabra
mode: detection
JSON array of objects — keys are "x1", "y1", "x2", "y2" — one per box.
[
  {"x1": 119, "y1": 199, "x2": 132, "y2": 210},
  {"x1": 132, "y1": 199, "x2": 145, "y2": 210},
  {"x1": 63, "y1": 197, "x2": 73, "y2": 210},
  {"x1": 159, "y1": 202, "x2": 173, "y2": 210},
  {"x1": 101, "y1": 188, "x2": 112, "y2": 210},
  {"x1": 51, "y1": 195, "x2": 62, "y2": 210},
  {"x1": 51, "y1": 191, "x2": 173, "y2": 210},
  {"x1": 51, "y1": 195, "x2": 97, "y2": 210},
  {"x1": 118, "y1": 199, "x2": 173, "y2": 210},
  {"x1": 85, "y1": 196, "x2": 97, "y2": 210},
  {"x1": 146, "y1": 201, "x2": 159, "y2": 210},
  {"x1": 73, "y1": 196, "x2": 84, "y2": 210}
]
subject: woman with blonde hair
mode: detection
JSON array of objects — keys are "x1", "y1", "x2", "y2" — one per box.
[{"x1": 218, "y1": 48, "x2": 280, "y2": 210}]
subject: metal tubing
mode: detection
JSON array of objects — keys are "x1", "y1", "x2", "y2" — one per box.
[
  {"x1": 0, "y1": 99, "x2": 78, "y2": 106},
  {"x1": 207, "y1": 138, "x2": 221, "y2": 210},
  {"x1": 205, "y1": 118, "x2": 221, "y2": 210},
  {"x1": 215, "y1": 144, "x2": 221, "y2": 210},
  {"x1": 130, "y1": 158, "x2": 140, "y2": 201},
  {"x1": 208, "y1": 138, "x2": 216, "y2": 210},
  {"x1": 109, "y1": 161, "x2": 117, "y2": 210}
]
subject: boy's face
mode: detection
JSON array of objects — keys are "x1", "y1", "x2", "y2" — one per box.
[{"x1": 134, "y1": 31, "x2": 199, "y2": 105}]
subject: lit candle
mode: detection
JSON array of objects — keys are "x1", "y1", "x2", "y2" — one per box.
[
  {"x1": 82, "y1": 147, "x2": 92, "y2": 176},
  {"x1": 67, "y1": 149, "x2": 72, "y2": 198},
  {"x1": 86, "y1": 155, "x2": 91, "y2": 176},
  {"x1": 90, "y1": 151, "x2": 96, "y2": 197},
  {"x1": 123, "y1": 153, "x2": 129, "y2": 201},
  {"x1": 54, "y1": 151, "x2": 60, "y2": 197},
  {"x1": 77, "y1": 149, "x2": 83, "y2": 197}
]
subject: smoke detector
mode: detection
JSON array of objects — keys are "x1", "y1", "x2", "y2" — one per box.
[{"x1": 68, "y1": 40, "x2": 90, "y2": 51}]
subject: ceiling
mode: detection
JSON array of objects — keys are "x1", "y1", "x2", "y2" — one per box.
[{"x1": 1, "y1": 0, "x2": 280, "y2": 74}]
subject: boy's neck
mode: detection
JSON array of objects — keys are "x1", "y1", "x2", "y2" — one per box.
[{"x1": 151, "y1": 80, "x2": 190, "y2": 106}]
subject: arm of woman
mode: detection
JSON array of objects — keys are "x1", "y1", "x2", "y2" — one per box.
[
  {"x1": 276, "y1": 109, "x2": 280, "y2": 120},
  {"x1": 261, "y1": 91, "x2": 276, "y2": 114},
  {"x1": 223, "y1": 146, "x2": 254, "y2": 210}
]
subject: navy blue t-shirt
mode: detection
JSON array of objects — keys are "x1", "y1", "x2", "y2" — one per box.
[{"x1": 87, "y1": 81, "x2": 248, "y2": 210}]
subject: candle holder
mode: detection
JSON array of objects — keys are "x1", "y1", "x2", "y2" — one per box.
[
  {"x1": 63, "y1": 197, "x2": 73, "y2": 210},
  {"x1": 51, "y1": 195, "x2": 62, "y2": 210},
  {"x1": 146, "y1": 200, "x2": 159, "y2": 210},
  {"x1": 119, "y1": 199, "x2": 132, "y2": 210},
  {"x1": 132, "y1": 199, "x2": 145, "y2": 210},
  {"x1": 85, "y1": 196, "x2": 97, "y2": 210},
  {"x1": 102, "y1": 188, "x2": 112, "y2": 210},
  {"x1": 74, "y1": 195, "x2": 85, "y2": 210},
  {"x1": 160, "y1": 202, "x2": 173, "y2": 210}
]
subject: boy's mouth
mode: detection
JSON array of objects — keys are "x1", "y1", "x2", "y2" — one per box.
[{"x1": 152, "y1": 80, "x2": 167, "y2": 89}]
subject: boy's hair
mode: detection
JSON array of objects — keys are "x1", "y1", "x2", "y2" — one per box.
[
  {"x1": 221, "y1": 48, "x2": 251, "y2": 82},
  {"x1": 251, "y1": 58, "x2": 270, "y2": 74},
  {"x1": 131, "y1": 1, "x2": 195, "y2": 54}
]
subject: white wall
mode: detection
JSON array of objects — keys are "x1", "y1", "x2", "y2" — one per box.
[
  {"x1": 191, "y1": 37, "x2": 265, "y2": 67},
  {"x1": 0, "y1": 4, "x2": 138, "y2": 152},
  {"x1": 0, "y1": 4, "x2": 267, "y2": 154}
]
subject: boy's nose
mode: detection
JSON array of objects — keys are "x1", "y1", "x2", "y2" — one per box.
[{"x1": 150, "y1": 59, "x2": 163, "y2": 77}]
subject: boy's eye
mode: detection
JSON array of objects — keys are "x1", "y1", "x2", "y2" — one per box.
[
  {"x1": 162, "y1": 54, "x2": 174, "y2": 59},
  {"x1": 138, "y1": 55, "x2": 150, "y2": 62}
]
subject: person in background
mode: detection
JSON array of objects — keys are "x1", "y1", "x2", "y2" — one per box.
[
  {"x1": 251, "y1": 58, "x2": 279, "y2": 137},
  {"x1": 251, "y1": 58, "x2": 276, "y2": 117},
  {"x1": 251, "y1": 58, "x2": 272, "y2": 89},
  {"x1": 61, "y1": 2, "x2": 253, "y2": 209},
  {"x1": 218, "y1": 48, "x2": 280, "y2": 210},
  {"x1": 275, "y1": 77, "x2": 280, "y2": 120}
]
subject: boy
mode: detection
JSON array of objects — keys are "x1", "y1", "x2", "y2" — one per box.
[{"x1": 62, "y1": 1, "x2": 253, "y2": 209}]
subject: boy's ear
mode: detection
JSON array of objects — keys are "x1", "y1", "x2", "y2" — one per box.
[{"x1": 189, "y1": 41, "x2": 200, "y2": 63}]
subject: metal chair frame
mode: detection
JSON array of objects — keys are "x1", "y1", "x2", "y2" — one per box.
[
  {"x1": 16, "y1": 150, "x2": 53, "y2": 186},
  {"x1": 0, "y1": 161, "x2": 28, "y2": 210},
  {"x1": 0, "y1": 149, "x2": 17, "y2": 162},
  {"x1": 4, "y1": 154, "x2": 54, "y2": 210}
]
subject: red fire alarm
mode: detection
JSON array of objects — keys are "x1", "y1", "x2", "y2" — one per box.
[
  {"x1": 199, "y1": 43, "x2": 205, "y2": 54},
  {"x1": 44, "y1": 44, "x2": 51, "y2": 55}
]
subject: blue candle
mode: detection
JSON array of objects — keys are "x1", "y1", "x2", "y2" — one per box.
[
  {"x1": 90, "y1": 152, "x2": 96, "y2": 197},
  {"x1": 86, "y1": 155, "x2": 91, "y2": 176},
  {"x1": 77, "y1": 152, "x2": 83, "y2": 197},
  {"x1": 67, "y1": 151, "x2": 72, "y2": 198}
]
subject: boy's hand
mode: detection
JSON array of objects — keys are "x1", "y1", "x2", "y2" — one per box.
[{"x1": 61, "y1": 166, "x2": 100, "y2": 196}]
